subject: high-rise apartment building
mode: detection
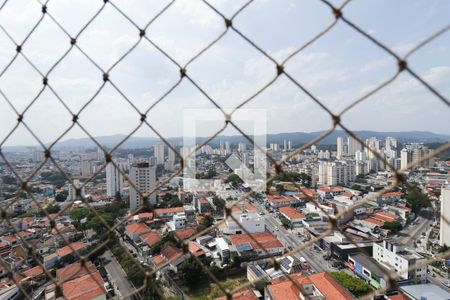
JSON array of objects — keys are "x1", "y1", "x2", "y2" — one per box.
[
  {"x1": 129, "y1": 162, "x2": 156, "y2": 211},
  {"x1": 67, "y1": 179, "x2": 85, "y2": 201},
  {"x1": 225, "y1": 141, "x2": 230, "y2": 155},
  {"x1": 347, "y1": 136, "x2": 362, "y2": 157},
  {"x1": 154, "y1": 144, "x2": 165, "y2": 165},
  {"x1": 238, "y1": 143, "x2": 247, "y2": 153},
  {"x1": 318, "y1": 161, "x2": 355, "y2": 186},
  {"x1": 440, "y1": 186, "x2": 450, "y2": 246},
  {"x1": 385, "y1": 137, "x2": 398, "y2": 151},
  {"x1": 106, "y1": 162, "x2": 123, "y2": 198},
  {"x1": 400, "y1": 148, "x2": 411, "y2": 170},
  {"x1": 336, "y1": 137, "x2": 344, "y2": 159},
  {"x1": 81, "y1": 160, "x2": 92, "y2": 178}
]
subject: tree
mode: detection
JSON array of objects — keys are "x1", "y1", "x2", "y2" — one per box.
[
  {"x1": 331, "y1": 272, "x2": 372, "y2": 297},
  {"x1": 383, "y1": 220, "x2": 403, "y2": 232},
  {"x1": 40, "y1": 171, "x2": 67, "y2": 188},
  {"x1": 225, "y1": 173, "x2": 243, "y2": 187},
  {"x1": 405, "y1": 184, "x2": 430, "y2": 213},
  {"x1": 69, "y1": 208, "x2": 92, "y2": 222},
  {"x1": 178, "y1": 257, "x2": 206, "y2": 286},
  {"x1": 87, "y1": 212, "x2": 114, "y2": 234},
  {"x1": 55, "y1": 190, "x2": 68, "y2": 202},
  {"x1": 213, "y1": 197, "x2": 226, "y2": 210},
  {"x1": 44, "y1": 203, "x2": 60, "y2": 215}
]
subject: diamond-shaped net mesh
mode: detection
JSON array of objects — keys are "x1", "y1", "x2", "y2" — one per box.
[{"x1": 0, "y1": 0, "x2": 449, "y2": 299}]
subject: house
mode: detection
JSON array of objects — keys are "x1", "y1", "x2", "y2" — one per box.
[
  {"x1": 266, "y1": 195, "x2": 300, "y2": 209},
  {"x1": 317, "y1": 186, "x2": 345, "y2": 199},
  {"x1": 381, "y1": 192, "x2": 404, "y2": 202},
  {"x1": 154, "y1": 207, "x2": 185, "y2": 220},
  {"x1": 0, "y1": 242, "x2": 12, "y2": 256},
  {"x1": 174, "y1": 227, "x2": 196, "y2": 242},
  {"x1": 139, "y1": 231, "x2": 162, "y2": 247},
  {"x1": 154, "y1": 246, "x2": 187, "y2": 272},
  {"x1": 167, "y1": 213, "x2": 187, "y2": 231},
  {"x1": 371, "y1": 211, "x2": 399, "y2": 226},
  {"x1": 126, "y1": 212, "x2": 154, "y2": 224},
  {"x1": 1, "y1": 236, "x2": 18, "y2": 247},
  {"x1": 229, "y1": 232, "x2": 284, "y2": 257},
  {"x1": 20, "y1": 265, "x2": 45, "y2": 282},
  {"x1": 125, "y1": 223, "x2": 152, "y2": 241},
  {"x1": 56, "y1": 242, "x2": 88, "y2": 259},
  {"x1": 216, "y1": 237, "x2": 231, "y2": 263},
  {"x1": 188, "y1": 242, "x2": 205, "y2": 258},
  {"x1": 265, "y1": 272, "x2": 354, "y2": 300},
  {"x1": 278, "y1": 207, "x2": 305, "y2": 227},
  {"x1": 62, "y1": 271, "x2": 106, "y2": 300},
  {"x1": 195, "y1": 197, "x2": 213, "y2": 214},
  {"x1": 387, "y1": 205, "x2": 411, "y2": 220},
  {"x1": 223, "y1": 211, "x2": 265, "y2": 235},
  {"x1": 42, "y1": 253, "x2": 58, "y2": 268},
  {"x1": 278, "y1": 256, "x2": 303, "y2": 274},
  {"x1": 57, "y1": 261, "x2": 97, "y2": 283},
  {"x1": 215, "y1": 289, "x2": 260, "y2": 300}
]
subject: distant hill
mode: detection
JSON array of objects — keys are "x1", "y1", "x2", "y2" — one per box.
[
  {"x1": 52, "y1": 130, "x2": 450, "y2": 149},
  {"x1": 3, "y1": 130, "x2": 449, "y2": 151}
]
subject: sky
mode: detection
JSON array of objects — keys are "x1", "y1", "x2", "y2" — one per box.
[{"x1": 0, "y1": 0, "x2": 449, "y2": 147}]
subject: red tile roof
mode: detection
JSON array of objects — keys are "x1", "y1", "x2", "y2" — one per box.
[
  {"x1": 229, "y1": 232, "x2": 283, "y2": 250},
  {"x1": 57, "y1": 261, "x2": 96, "y2": 283},
  {"x1": 174, "y1": 227, "x2": 196, "y2": 241},
  {"x1": 153, "y1": 255, "x2": 165, "y2": 267},
  {"x1": 22, "y1": 265, "x2": 44, "y2": 278},
  {"x1": 188, "y1": 242, "x2": 205, "y2": 257},
  {"x1": 267, "y1": 272, "x2": 354, "y2": 300},
  {"x1": 140, "y1": 231, "x2": 162, "y2": 246},
  {"x1": 302, "y1": 188, "x2": 317, "y2": 198},
  {"x1": 318, "y1": 186, "x2": 344, "y2": 193},
  {"x1": 63, "y1": 271, "x2": 106, "y2": 300},
  {"x1": 215, "y1": 289, "x2": 259, "y2": 300},
  {"x1": 161, "y1": 246, "x2": 183, "y2": 262},
  {"x1": 366, "y1": 218, "x2": 384, "y2": 226},
  {"x1": 278, "y1": 207, "x2": 305, "y2": 220},
  {"x1": 127, "y1": 212, "x2": 154, "y2": 222},
  {"x1": 231, "y1": 203, "x2": 258, "y2": 213},
  {"x1": 56, "y1": 242, "x2": 87, "y2": 257},
  {"x1": 198, "y1": 197, "x2": 209, "y2": 204},
  {"x1": 267, "y1": 195, "x2": 298, "y2": 203},
  {"x1": 2, "y1": 236, "x2": 17, "y2": 243},
  {"x1": 154, "y1": 207, "x2": 184, "y2": 216},
  {"x1": 372, "y1": 211, "x2": 398, "y2": 223},
  {"x1": 125, "y1": 223, "x2": 151, "y2": 235}
]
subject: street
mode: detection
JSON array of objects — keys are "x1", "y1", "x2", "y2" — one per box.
[
  {"x1": 102, "y1": 250, "x2": 136, "y2": 298},
  {"x1": 252, "y1": 200, "x2": 329, "y2": 273}
]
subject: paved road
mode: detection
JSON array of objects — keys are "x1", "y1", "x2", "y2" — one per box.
[
  {"x1": 102, "y1": 250, "x2": 136, "y2": 298},
  {"x1": 253, "y1": 201, "x2": 328, "y2": 273},
  {"x1": 393, "y1": 209, "x2": 434, "y2": 248},
  {"x1": 428, "y1": 268, "x2": 450, "y2": 292}
]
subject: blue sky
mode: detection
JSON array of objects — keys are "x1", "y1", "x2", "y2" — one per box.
[{"x1": 0, "y1": 0, "x2": 449, "y2": 146}]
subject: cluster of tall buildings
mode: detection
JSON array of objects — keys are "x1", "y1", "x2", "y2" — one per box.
[
  {"x1": 400, "y1": 144, "x2": 430, "y2": 169},
  {"x1": 269, "y1": 139, "x2": 292, "y2": 152},
  {"x1": 318, "y1": 161, "x2": 356, "y2": 186},
  {"x1": 106, "y1": 143, "x2": 178, "y2": 211}
]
